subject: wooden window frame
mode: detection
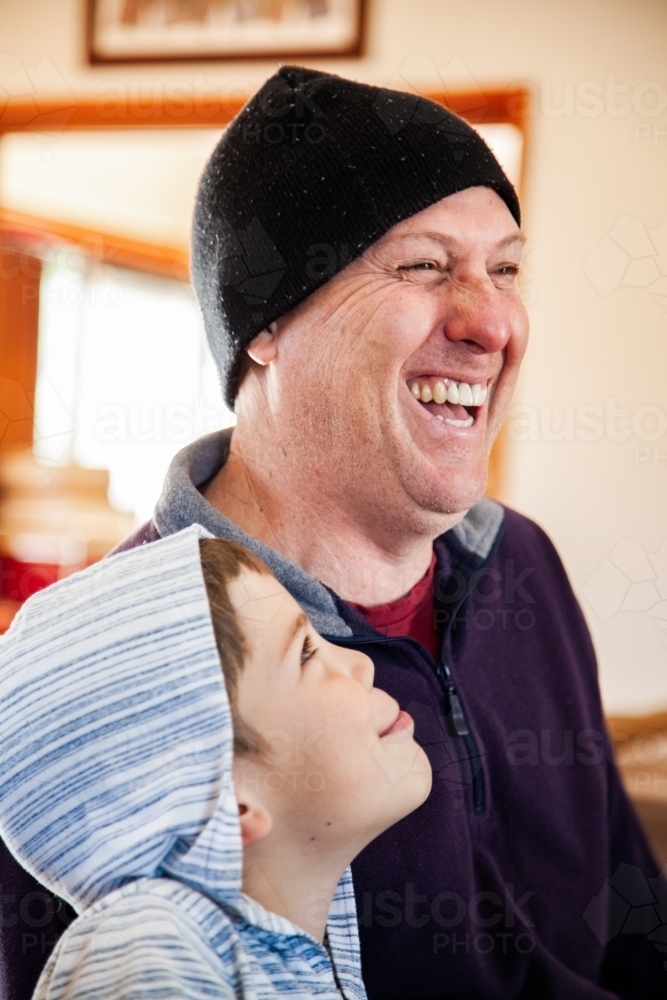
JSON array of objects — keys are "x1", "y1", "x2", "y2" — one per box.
[{"x1": 0, "y1": 87, "x2": 529, "y2": 279}]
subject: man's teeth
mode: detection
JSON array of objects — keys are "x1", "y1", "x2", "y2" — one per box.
[
  {"x1": 408, "y1": 379, "x2": 488, "y2": 407},
  {"x1": 436, "y1": 414, "x2": 474, "y2": 428}
]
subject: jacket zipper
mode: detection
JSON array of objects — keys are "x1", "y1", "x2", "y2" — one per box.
[
  {"x1": 326, "y1": 628, "x2": 486, "y2": 815},
  {"x1": 436, "y1": 586, "x2": 486, "y2": 815}
]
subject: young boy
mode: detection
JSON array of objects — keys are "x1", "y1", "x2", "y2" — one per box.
[{"x1": 0, "y1": 525, "x2": 431, "y2": 999}]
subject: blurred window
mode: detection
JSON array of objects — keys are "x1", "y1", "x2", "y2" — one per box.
[
  {"x1": 34, "y1": 255, "x2": 233, "y2": 523},
  {"x1": 0, "y1": 129, "x2": 220, "y2": 247},
  {"x1": 474, "y1": 123, "x2": 523, "y2": 190}
]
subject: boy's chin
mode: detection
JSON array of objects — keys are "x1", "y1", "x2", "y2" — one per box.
[
  {"x1": 373, "y1": 745, "x2": 433, "y2": 829},
  {"x1": 399, "y1": 749, "x2": 433, "y2": 813}
]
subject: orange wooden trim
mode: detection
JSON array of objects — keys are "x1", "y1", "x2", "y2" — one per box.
[
  {"x1": 431, "y1": 88, "x2": 530, "y2": 131},
  {"x1": 0, "y1": 599, "x2": 20, "y2": 635},
  {"x1": 0, "y1": 88, "x2": 530, "y2": 134},
  {"x1": 0, "y1": 94, "x2": 235, "y2": 132},
  {"x1": 0, "y1": 207, "x2": 189, "y2": 282},
  {"x1": 0, "y1": 96, "x2": 244, "y2": 132},
  {"x1": 0, "y1": 245, "x2": 41, "y2": 449},
  {"x1": 607, "y1": 712, "x2": 667, "y2": 744}
]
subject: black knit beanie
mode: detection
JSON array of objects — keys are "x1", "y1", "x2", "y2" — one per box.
[{"x1": 191, "y1": 66, "x2": 521, "y2": 407}]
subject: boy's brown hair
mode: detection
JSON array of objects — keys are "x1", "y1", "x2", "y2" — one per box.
[{"x1": 198, "y1": 538, "x2": 270, "y2": 755}]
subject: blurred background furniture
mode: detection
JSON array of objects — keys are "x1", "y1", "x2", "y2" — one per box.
[
  {"x1": 609, "y1": 713, "x2": 667, "y2": 867},
  {"x1": 0, "y1": 450, "x2": 133, "y2": 634}
]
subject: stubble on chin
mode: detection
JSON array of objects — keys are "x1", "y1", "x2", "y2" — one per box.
[
  {"x1": 398, "y1": 455, "x2": 486, "y2": 529},
  {"x1": 363, "y1": 410, "x2": 484, "y2": 537}
]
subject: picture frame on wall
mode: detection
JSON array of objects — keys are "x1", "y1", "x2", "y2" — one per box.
[{"x1": 87, "y1": 0, "x2": 365, "y2": 63}]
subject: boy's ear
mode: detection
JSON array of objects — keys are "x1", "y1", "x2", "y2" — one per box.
[{"x1": 237, "y1": 801, "x2": 272, "y2": 848}]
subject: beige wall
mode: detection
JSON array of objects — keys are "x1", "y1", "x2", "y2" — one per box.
[{"x1": 2, "y1": 0, "x2": 666, "y2": 713}]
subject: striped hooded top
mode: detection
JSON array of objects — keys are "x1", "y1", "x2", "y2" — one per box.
[{"x1": 0, "y1": 524, "x2": 366, "y2": 1000}]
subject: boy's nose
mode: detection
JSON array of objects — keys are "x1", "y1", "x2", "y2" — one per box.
[{"x1": 352, "y1": 650, "x2": 375, "y2": 690}]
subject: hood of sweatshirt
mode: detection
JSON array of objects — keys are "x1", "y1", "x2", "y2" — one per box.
[{"x1": 0, "y1": 524, "x2": 245, "y2": 914}]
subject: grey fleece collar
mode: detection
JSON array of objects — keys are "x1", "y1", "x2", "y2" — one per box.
[{"x1": 154, "y1": 430, "x2": 504, "y2": 637}]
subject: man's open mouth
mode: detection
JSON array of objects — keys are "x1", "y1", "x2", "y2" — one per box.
[{"x1": 407, "y1": 377, "x2": 488, "y2": 428}]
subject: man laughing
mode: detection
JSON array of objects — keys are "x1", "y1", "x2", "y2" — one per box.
[{"x1": 2, "y1": 66, "x2": 665, "y2": 1000}]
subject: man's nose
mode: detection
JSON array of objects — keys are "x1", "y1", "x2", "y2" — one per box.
[{"x1": 441, "y1": 281, "x2": 514, "y2": 355}]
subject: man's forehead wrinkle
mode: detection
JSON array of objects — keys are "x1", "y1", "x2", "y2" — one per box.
[
  {"x1": 496, "y1": 231, "x2": 527, "y2": 248},
  {"x1": 387, "y1": 229, "x2": 525, "y2": 252}
]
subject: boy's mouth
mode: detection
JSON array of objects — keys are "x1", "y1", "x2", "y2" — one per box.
[
  {"x1": 380, "y1": 709, "x2": 414, "y2": 739},
  {"x1": 407, "y1": 376, "x2": 490, "y2": 428}
]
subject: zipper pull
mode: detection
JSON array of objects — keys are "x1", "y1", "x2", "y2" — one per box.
[
  {"x1": 448, "y1": 692, "x2": 470, "y2": 737},
  {"x1": 438, "y1": 661, "x2": 470, "y2": 737}
]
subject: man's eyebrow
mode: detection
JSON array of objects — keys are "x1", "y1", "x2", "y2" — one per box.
[
  {"x1": 389, "y1": 230, "x2": 527, "y2": 251},
  {"x1": 282, "y1": 611, "x2": 309, "y2": 659},
  {"x1": 496, "y1": 232, "x2": 527, "y2": 248}
]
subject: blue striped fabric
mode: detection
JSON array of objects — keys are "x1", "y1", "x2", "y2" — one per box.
[{"x1": 0, "y1": 525, "x2": 366, "y2": 1000}]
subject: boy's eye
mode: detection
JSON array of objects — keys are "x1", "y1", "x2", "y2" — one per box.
[{"x1": 300, "y1": 634, "x2": 317, "y2": 664}]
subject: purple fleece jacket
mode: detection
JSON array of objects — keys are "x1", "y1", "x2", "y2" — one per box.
[{"x1": 1, "y1": 433, "x2": 666, "y2": 999}]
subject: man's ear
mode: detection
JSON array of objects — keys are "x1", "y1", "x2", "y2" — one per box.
[
  {"x1": 246, "y1": 324, "x2": 278, "y2": 366},
  {"x1": 237, "y1": 800, "x2": 272, "y2": 848}
]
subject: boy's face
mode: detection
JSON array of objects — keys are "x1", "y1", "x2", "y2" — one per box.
[{"x1": 227, "y1": 568, "x2": 432, "y2": 852}]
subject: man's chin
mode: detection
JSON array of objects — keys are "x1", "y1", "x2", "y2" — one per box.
[{"x1": 401, "y1": 465, "x2": 488, "y2": 523}]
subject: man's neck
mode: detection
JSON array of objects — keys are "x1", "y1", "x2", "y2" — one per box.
[{"x1": 202, "y1": 438, "x2": 458, "y2": 606}]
